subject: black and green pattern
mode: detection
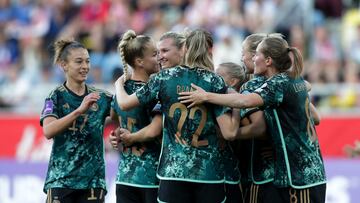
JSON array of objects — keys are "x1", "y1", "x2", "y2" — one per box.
[
  {"x1": 241, "y1": 76, "x2": 275, "y2": 184},
  {"x1": 40, "y1": 84, "x2": 112, "y2": 193},
  {"x1": 112, "y1": 80, "x2": 161, "y2": 188},
  {"x1": 136, "y1": 66, "x2": 228, "y2": 183},
  {"x1": 254, "y1": 73, "x2": 326, "y2": 188}
]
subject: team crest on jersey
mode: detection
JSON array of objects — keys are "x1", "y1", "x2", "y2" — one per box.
[
  {"x1": 91, "y1": 103, "x2": 99, "y2": 111},
  {"x1": 63, "y1": 103, "x2": 69, "y2": 109}
]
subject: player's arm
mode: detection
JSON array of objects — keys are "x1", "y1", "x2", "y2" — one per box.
[
  {"x1": 42, "y1": 93, "x2": 100, "y2": 139},
  {"x1": 120, "y1": 115, "x2": 162, "y2": 146},
  {"x1": 216, "y1": 108, "x2": 241, "y2": 141},
  {"x1": 236, "y1": 111, "x2": 267, "y2": 139},
  {"x1": 179, "y1": 83, "x2": 263, "y2": 108},
  {"x1": 114, "y1": 76, "x2": 140, "y2": 111},
  {"x1": 310, "y1": 102, "x2": 320, "y2": 125}
]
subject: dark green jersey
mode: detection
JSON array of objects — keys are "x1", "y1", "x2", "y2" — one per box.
[
  {"x1": 254, "y1": 73, "x2": 326, "y2": 188},
  {"x1": 112, "y1": 80, "x2": 161, "y2": 188},
  {"x1": 40, "y1": 84, "x2": 112, "y2": 193},
  {"x1": 219, "y1": 138, "x2": 240, "y2": 184},
  {"x1": 241, "y1": 76, "x2": 274, "y2": 184},
  {"x1": 136, "y1": 66, "x2": 228, "y2": 183}
]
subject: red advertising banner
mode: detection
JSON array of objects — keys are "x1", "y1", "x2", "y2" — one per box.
[{"x1": 0, "y1": 114, "x2": 359, "y2": 158}]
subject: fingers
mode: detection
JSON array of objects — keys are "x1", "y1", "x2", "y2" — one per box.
[
  {"x1": 190, "y1": 83, "x2": 200, "y2": 90},
  {"x1": 180, "y1": 99, "x2": 192, "y2": 104},
  {"x1": 178, "y1": 95, "x2": 190, "y2": 100},
  {"x1": 187, "y1": 102, "x2": 196, "y2": 108},
  {"x1": 178, "y1": 91, "x2": 192, "y2": 96}
]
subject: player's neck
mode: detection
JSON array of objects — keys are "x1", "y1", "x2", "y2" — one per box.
[
  {"x1": 65, "y1": 81, "x2": 86, "y2": 96},
  {"x1": 131, "y1": 69, "x2": 149, "y2": 82}
]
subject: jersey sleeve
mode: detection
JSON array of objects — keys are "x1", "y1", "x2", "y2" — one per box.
[
  {"x1": 212, "y1": 75, "x2": 230, "y2": 118},
  {"x1": 136, "y1": 73, "x2": 161, "y2": 106},
  {"x1": 253, "y1": 77, "x2": 284, "y2": 108},
  {"x1": 40, "y1": 91, "x2": 59, "y2": 126}
]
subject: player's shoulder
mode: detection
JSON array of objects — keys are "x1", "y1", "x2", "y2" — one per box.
[
  {"x1": 88, "y1": 85, "x2": 113, "y2": 97},
  {"x1": 47, "y1": 84, "x2": 66, "y2": 98}
]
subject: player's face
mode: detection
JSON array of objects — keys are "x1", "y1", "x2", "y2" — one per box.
[
  {"x1": 142, "y1": 42, "x2": 160, "y2": 75},
  {"x1": 241, "y1": 42, "x2": 255, "y2": 74},
  {"x1": 63, "y1": 48, "x2": 90, "y2": 84},
  {"x1": 157, "y1": 38, "x2": 183, "y2": 69},
  {"x1": 253, "y1": 44, "x2": 268, "y2": 76}
]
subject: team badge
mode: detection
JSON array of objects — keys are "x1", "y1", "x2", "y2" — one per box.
[
  {"x1": 91, "y1": 103, "x2": 99, "y2": 111},
  {"x1": 63, "y1": 103, "x2": 69, "y2": 109}
]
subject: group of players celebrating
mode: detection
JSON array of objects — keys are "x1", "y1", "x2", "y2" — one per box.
[{"x1": 40, "y1": 28, "x2": 326, "y2": 203}]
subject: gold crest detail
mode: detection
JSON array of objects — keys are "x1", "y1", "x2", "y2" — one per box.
[{"x1": 91, "y1": 103, "x2": 99, "y2": 111}]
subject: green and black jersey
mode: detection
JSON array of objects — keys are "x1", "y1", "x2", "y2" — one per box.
[
  {"x1": 254, "y1": 73, "x2": 326, "y2": 188},
  {"x1": 136, "y1": 66, "x2": 229, "y2": 183},
  {"x1": 241, "y1": 75, "x2": 275, "y2": 184},
  {"x1": 112, "y1": 79, "x2": 161, "y2": 188},
  {"x1": 40, "y1": 83, "x2": 112, "y2": 193}
]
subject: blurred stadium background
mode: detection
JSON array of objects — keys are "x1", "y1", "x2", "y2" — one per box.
[{"x1": 0, "y1": 0, "x2": 360, "y2": 202}]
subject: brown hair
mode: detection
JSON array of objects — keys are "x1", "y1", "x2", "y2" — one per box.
[
  {"x1": 258, "y1": 36, "x2": 303, "y2": 78},
  {"x1": 53, "y1": 39, "x2": 86, "y2": 64}
]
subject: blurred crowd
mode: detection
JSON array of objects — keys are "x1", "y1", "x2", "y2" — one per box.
[{"x1": 0, "y1": 0, "x2": 360, "y2": 111}]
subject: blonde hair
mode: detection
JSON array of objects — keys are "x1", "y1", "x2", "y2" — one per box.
[
  {"x1": 118, "y1": 30, "x2": 152, "y2": 81},
  {"x1": 53, "y1": 39, "x2": 86, "y2": 65},
  {"x1": 160, "y1": 31, "x2": 186, "y2": 50},
  {"x1": 259, "y1": 36, "x2": 303, "y2": 78},
  {"x1": 218, "y1": 62, "x2": 249, "y2": 90},
  {"x1": 184, "y1": 29, "x2": 214, "y2": 70}
]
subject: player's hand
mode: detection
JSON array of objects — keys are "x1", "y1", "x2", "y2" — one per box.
[
  {"x1": 109, "y1": 128, "x2": 121, "y2": 150},
  {"x1": 119, "y1": 128, "x2": 133, "y2": 147},
  {"x1": 78, "y1": 92, "x2": 100, "y2": 114},
  {"x1": 178, "y1": 83, "x2": 207, "y2": 108}
]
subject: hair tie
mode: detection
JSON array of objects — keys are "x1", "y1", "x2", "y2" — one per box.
[{"x1": 287, "y1": 47, "x2": 291, "y2": 52}]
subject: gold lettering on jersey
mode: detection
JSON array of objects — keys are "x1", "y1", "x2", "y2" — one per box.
[
  {"x1": 176, "y1": 85, "x2": 195, "y2": 94},
  {"x1": 169, "y1": 102, "x2": 208, "y2": 147},
  {"x1": 293, "y1": 83, "x2": 307, "y2": 93},
  {"x1": 305, "y1": 98, "x2": 317, "y2": 142},
  {"x1": 87, "y1": 188, "x2": 97, "y2": 200},
  {"x1": 189, "y1": 105, "x2": 208, "y2": 147}
]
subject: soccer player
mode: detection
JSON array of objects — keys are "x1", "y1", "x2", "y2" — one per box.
[
  {"x1": 115, "y1": 29, "x2": 240, "y2": 203},
  {"x1": 179, "y1": 36, "x2": 326, "y2": 203},
  {"x1": 109, "y1": 30, "x2": 162, "y2": 203},
  {"x1": 40, "y1": 39, "x2": 112, "y2": 203},
  {"x1": 215, "y1": 62, "x2": 248, "y2": 203},
  {"x1": 111, "y1": 31, "x2": 186, "y2": 146},
  {"x1": 158, "y1": 31, "x2": 186, "y2": 69}
]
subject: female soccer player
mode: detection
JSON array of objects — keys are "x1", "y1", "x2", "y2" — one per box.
[
  {"x1": 215, "y1": 62, "x2": 248, "y2": 203},
  {"x1": 115, "y1": 29, "x2": 240, "y2": 203},
  {"x1": 179, "y1": 35, "x2": 326, "y2": 203},
  {"x1": 111, "y1": 31, "x2": 186, "y2": 146},
  {"x1": 40, "y1": 39, "x2": 112, "y2": 202},
  {"x1": 110, "y1": 30, "x2": 162, "y2": 203}
]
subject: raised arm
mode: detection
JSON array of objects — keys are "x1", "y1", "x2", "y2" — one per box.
[
  {"x1": 114, "y1": 76, "x2": 141, "y2": 111},
  {"x1": 119, "y1": 115, "x2": 163, "y2": 146},
  {"x1": 42, "y1": 93, "x2": 100, "y2": 139},
  {"x1": 179, "y1": 83, "x2": 264, "y2": 109}
]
